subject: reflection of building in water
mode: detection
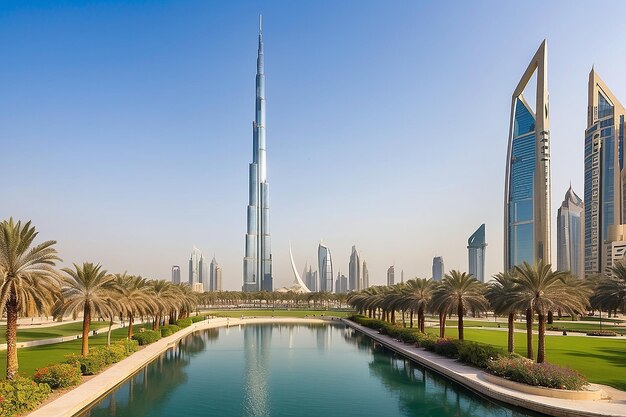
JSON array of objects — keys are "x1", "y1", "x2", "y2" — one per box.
[
  {"x1": 243, "y1": 324, "x2": 272, "y2": 417},
  {"x1": 316, "y1": 324, "x2": 332, "y2": 350}
]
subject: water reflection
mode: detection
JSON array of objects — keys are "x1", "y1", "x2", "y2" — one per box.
[{"x1": 243, "y1": 324, "x2": 271, "y2": 417}]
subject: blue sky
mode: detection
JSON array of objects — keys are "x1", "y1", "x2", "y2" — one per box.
[{"x1": 2, "y1": 1, "x2": 626, "y2": 289}]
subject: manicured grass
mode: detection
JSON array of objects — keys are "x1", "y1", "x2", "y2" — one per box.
[
  {"x1": 206, "y1": 309, "x2": 353, "y2": 318},
  {"x1": 0, "y1": 321, "x2": 112, "y2": 342},
  {"x1": 424, "y1": 326, "x2": 626, "y2": 390},
  {"x1": 0, "y1": 323, "x2": 147, "y2": 378},
  {"x1": 443, "y1": 319, "x2": 626, "y2": 334}
]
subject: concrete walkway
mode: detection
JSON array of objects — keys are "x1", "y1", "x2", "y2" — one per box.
[
  {"x1": 26, "y1": 317, "x2": 328, "y2": 417},
  {"x1": 344, "y1": 319, "x2": 626, "y2": 417}
]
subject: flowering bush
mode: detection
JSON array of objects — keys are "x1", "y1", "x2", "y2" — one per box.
[
  {"x1": 65, "y1": 339, "x2": 139, "y2": 375},
  {"x1": 432, "y1": 338, "x2": 462, "y2": 357},
  {"x1": 586, "y1": 330, "x2": 617, "y2": 337},
  {"x1": 0, "y1": 377, "x2": 51, "y2": 417},
  {"x1": 487, "y1": 354, "x2": 588, "y2": 390},
  {"x1": 33, "y1": 363, "x2": 82, "y2": 389},
  {"x1": 65, "y1": 353, "x2": 105, "y2": 375}
]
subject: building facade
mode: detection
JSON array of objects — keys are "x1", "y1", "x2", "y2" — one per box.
[
  {"x1": 504, "y1": 40, "x2": 551, "y2": 271},
  {"x1": 557, "y1": 187, "x2": 584, "y2": 278},
  {"x1": 362, "y1": 261, "x2": 369, "y2": 289},
  {"x1": 386, "y1": 265, "x2": 395, "y2": 286},
  {"x1": 348, "y1": 245, "x2": 361, "y2": 291},
  {"x1": 584, "y1": 69, "x2": 626, "y2": 276},
  {"x1": 200, "y1": 255, "x2": 208, "y2": 292},
  {"x1": 467, "y1": 224, "x2": 487, "y2": 282},
  {"x1": 171, "y1": 265, "x2": 181, "y2": 284},
  {"x1": 335, "y1": 273, "x2": 348, "y2": 294},
  {"x1": 432, "y1": 256, "x2": 444, "y2": 281},
  {"x1": 604, "y1": 225, "x2": 626, "y2": 277},
  {"x1": 189, "y1": 246, "x2": 202, "y2": 287},
  {"x1": 318, "y1": 243, "x2": 333, "y2": 293},
  {"x1": 243, "y1": 17, "x2": 273, "y2": 292},
  {"x1": 210, "y1": 257, "x2": 222, "y2": 291}
]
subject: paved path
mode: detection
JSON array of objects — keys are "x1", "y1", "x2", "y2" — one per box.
[{"x1": 344, "y1": 320, "x2": 626, "y2": 417}]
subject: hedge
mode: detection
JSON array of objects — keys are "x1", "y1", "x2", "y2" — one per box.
[
  {"x1": 175, "y1": 318, "x2": 193, "y2": 328},
  {"x1": 0, "y1": 377, "x2": 51, "y2": 417},
  {"x1": 33, "y1": 363, "x2": 82, "y2": 389},
  {"x1": 160, "y1": 324, "x2": 182, "y2": 337},
  {"x1": 65, "y1": 339, "x2": 139, "y2": 375},
  {"x1": 191, "y1": 315, "x2": 206, "y2": 323},
  {"x1": 132, "y1": 330, "x2": 161, "y2": 346}
]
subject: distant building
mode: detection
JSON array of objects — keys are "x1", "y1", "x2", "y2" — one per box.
[
  {"x1": 557, "y1": 187, "x2": 584, "y2": 278},
  {"x1": 210, "y1": 257, "x2": 222, "y2": 291},
  {"x1": 200, "y1": 255, "x2": 209, "y2": 292},
  {"x1": 171, "y1": 265, "x2": 181, "y2": 284},
  {"x1": 362, "y1": 261, "x2": 369, "y2": 289},
  {"x1": 192, "y1": 282, "x2": 204, "y2": 293},
  {"x1": 318, "y1": 243, "x2": 333, "y2": 293},
  {"x1": 349, "y1": 246, "x2": 361, "y2": 291},
  {"x1": 189, "y1": 246, "x2": 202, "y2": 286},
  {"x1": 401, "y1": 270, "x2": 404, "y2": 283},
  {"x1": 605, "y1": 225, "x2": 626, "y2": 277},
  {"x1": 468, "y1": 224, "x2": 487, "y2": 282},
  {"x1": 335, "y1": 272, "x2": 348, "y2": 294},
  {"x1": 387, "y1": 265, "x2": 395, "y2": 286},
  {"x1": 304, "y1": 265, "x2": 318, "y2": 292},
  {"x1": 432, "y1": 256, "x2": 444, "y2": 281}
]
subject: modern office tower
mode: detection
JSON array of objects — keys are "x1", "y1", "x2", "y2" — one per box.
[
  {"x1": 210, "y1": 257, "x2": 222, "y2": 291},
  {"x1": 432, "y1": 256, "x2": 445, "y2": 281},
  {"x1": 468, "y1": 224, "x2": 487, "y2": 282},
  {"x1": 605, "y1": 225, "x2": 626, "y2": 277},
  {"x1": 557, "y1": 187, "x2": 584, "y2": 278},
  {"x1": 318, "y1": 243, "x2": 333, "y2": 293},
  {"x1": 584, "y1": 69, "x2": 626, "y2": 276},
  {"x1": 348, "y1": 246, "x2": 361, "y2": 291},
  {"x1": 335, "y1": 272, "x2": 348, "y2": 294},
  {"x1": 189, "y1": 246, "x2": 202, "y2": 286},
  {"x1": 362, "y1": 261, "x2": 369, "y2": 289},
  {"x1": 199, "y1": 255, "x2": 208, "y2": 291},
  {"x1": 504, "y1": 40, "x2": 551, "y2": 271},
  {"x1": 401, "y1": 270, "x2": 404, "y2": 283},
  {"x1": 387, "y1": 265, "x2": 395, "y2": 286},
  {"x1": 171, "y1": 265, "x2": 181, "y2": 284},
  {"x1": 243, "y1": 16, "x2": 273, "y2": 292},
  {"x1": 303, "y1": 265, "x2": 317, "y2": 292}
]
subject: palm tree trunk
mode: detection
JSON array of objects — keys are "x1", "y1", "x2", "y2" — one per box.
[
  {"x1": 537, "y1": 312, "x2": 546, "y2": 363},
  {"x1": 5, "y1": 293, "x2": 19, "y2": 380},
  {"x1": 128, "y1": 315, "x2": 134, "y2": 339},
  {"x1": 457, "y1": 301, "x2": 464, "y2": 341},
  {"x1": 409, "y1": 309, "x2": 413, "y2": 328},
  {"x1": 525, "y1": 308, "x2": 533, "y2": 360},
  {"x1": 507, "y1": 312, "x2": 515, "y2": 353},
  {"x1": 439, "y1": 311, "x2": 447, "y2": 338},
  {"x1": 107, "y1": 318, "x2": 114, "y2": 347},
  {"x1": 81, "y1": 304, "x2": 91, "y2": 356}
]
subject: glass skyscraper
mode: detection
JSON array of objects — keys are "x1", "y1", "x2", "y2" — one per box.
[
  {"x1": 467, "y1": 224, "x2": 487, "y2": 282},
  {"x1": 348, "y1": 245, "x2": 361, "y2": 291},
  {"x1": 171, "y1": 265, "x2": 181, "y2": 285},
  {"x1": 504, "y1": 40, "x2": 551, "y2": 271},
  {"x1": 188, "y1": 246, "x2": 202, "y2": 287},
  {"x1": 318, "y1": 243, "x2": 333, "y2": 293},
  {"x1": 243, "y1": 17, "x2": 273, "y2": 292},
  {"x1": 584, "y1": 68, "x2": 626, "y2": 276},
  {"x1": 386, "y1": 265, "x2": 395, "y2": 286},
  {"x1": 432, "y1": 256, "x2": 444, "y2": 281},
  {"x1": 557, "y1": 187, "x2": 584, "y2": 278}
]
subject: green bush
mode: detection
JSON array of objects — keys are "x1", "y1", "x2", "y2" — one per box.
[
  {"x1": 65, "y1": 353, "x2": 106, "y2": 375},
  {"x1": 457, "y1": 341, "x2": 502, "y2": 368},
  {"x1": 191, "y1": 315, "x2": 205, "y2": 323},
  {"x1": 0, "y1": 377, "x2": 51, "y2": 417},
  {"x1": 132, "y1": 330, "x2": 162, "y2": 346},
  {"x1": 175, "y1": 318, "x2": 193, "y2": 328},
  {"x1": 160, "y1": 324, "x2": 182, "y2": 337},
  {"x1": 586, "y1": 330, "x2": 617, "y2": 336},
  {"x1": 114, "y1": 338, "x2": 139, "y2": 355},
  {"x1": 33, "y1": 363, "x2": 82, "y2": 389},
  {"x1": 487, "y1": 355, "x2": 588, "y2": 390}
]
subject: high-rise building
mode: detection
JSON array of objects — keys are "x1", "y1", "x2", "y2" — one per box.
[
  {"x1": 386, "y1": 265, "x2": 395, "y2": 286},
  {"x1": 210, "y1": 257, "x2": 222, "y2": 291},
  {"x1": 557, "y1": 187, "x2": 584, "y2": 278},
  {"x1": 189, "y1": 246, "x2": 202, "y2": 287},
  {"x1": 468, "y1": 224, "x2": 487, "y2": 282},
  {"x1": 432, "y1": 256, "x2": 444, "y2": 281},
  {"x1": 318, "y1": 243, "x2": 333, "y2": 293},
  {"x1": 584, "y1": 69, "x2": 626, "y2": 276},
  {"x1": 199, "y1": 255, "x2": 208, "y2": 292},
  {"x1": 243, "y1": 16, "x2": 272, "y2": 292},
  {"x1": 604, "y1": 225, "x2": 626, "y2": 277},
  {"x1": 348, "y1": 246, "x2": 361, "y2": 291},
  {"x1": 504, "y1": 40, "x2": 551, "y2": 271},
  {"x1": 303, "y1": 265, "x2": 317, "y2": 292},
  {"x1": 335, "y1": 272, "x2": 348, "y2": 294},
  {"x1": 171, "y1": 265, "x2": 181, "y2": 284},
  {"x1": 401, "y1": 270, "x2": 404, "y2": 283},
  {"x1": 362, "y1": 261, "x2": 369, "y2": 289}
]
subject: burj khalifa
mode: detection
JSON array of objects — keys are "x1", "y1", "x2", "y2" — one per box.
[{"x1": 243, "y1": 16, "x2": 273, "y2": 292}]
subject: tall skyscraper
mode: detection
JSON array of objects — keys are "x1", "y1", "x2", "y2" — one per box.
[
  {"x1": 189, "y1": 246, "x2": 202, "y2": 286},
  {"x1": 304, "y1": 265, "x2": 317, "y2": 292},
  {"x1": 557, "y1": 187, "x2": 584, "y2": 278},
  {"x1": 210, "y1": 256, "x2": 223, "y2": 291},
  {"x1": 504, "y1": 40, "x2": 551, "y2": 271},
  {"x1": 386, "y1": 265, "x2": 395, "y2": 286},
  {"x1": 171, "y1": 265, "x2": 181, "y2": 284},
  {"x1": 468, "y1": 224, "x2": 487, "y2": 282},
  {"x1": 348, "y1": 246, "x2": 361, "y2": 291},
  {"x1": 362, "y1": 261, "x2": 369, "y2": 289},
  {"x1": 243, "y1": 16, "x2": 272, "y2": 292},
  {"x1": 584, "y1": 68, "x2": 626, "y2": 276},
  {"x1": 318, "y1": 243, "x2": 333, "y2": 293},
  {"x1": 335, "y1": 272, "x2": 348, "y2": 294},
  {"x1": 432, "y1": 256, "x2": 445, "y2": 281},
  {"x1": 199, "y1": 255, "x2": 208, "y2": 292}
]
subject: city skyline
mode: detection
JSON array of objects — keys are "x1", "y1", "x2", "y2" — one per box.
[{"x1": 5, "y1": 1, "x2": 626, "y2": 289}]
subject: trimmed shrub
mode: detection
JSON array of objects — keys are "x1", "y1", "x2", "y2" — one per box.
[
  {"x1": 487, "y1": 355, "x2": 587, "y2": 390},
  {"x1": 0, "y1": 377, "x2": 51, "y2": 417},
  {"x1": 65, "y1": 352, "x2": 106, "y2": 375},
  {"x1": 457, "y1": 341, "x2": 502, "y2": 368},
  {"x1": 132, "y1": 330, "x2": 162, "y2": 346},
  {"x1": 586, "y1": 330, "x2": 617, "y2": 337},
  {"x1": 175, "y1": 318, "x2": 193, "y2": 328},
  {"x1": 191, "y1": 315, "x2": 205, "y2": 323},
  {"x1": 432, "y1": 338, "x2": 462, "y2": 358},
  {"x1": 33, "y1": 363, "x2": 82, "y2": 389},
  {"x1": 114, "y1": 338, "x2": 139, "y2": 355}
]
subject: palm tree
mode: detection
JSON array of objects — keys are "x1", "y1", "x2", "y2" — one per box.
[
  {"x1": 150, "y1": 280, "x2": 178, "y2": 330},
  {"x1": 512, "y1": 262, "x2": 590, "y2": 363},
  {"x1": 400, "y1": 278, "x2": 436, "y2": 332},
  {"x1": 57, "y1": 263, "x2": 116, "y2": 355},
  {"x1": 592, "y1": 264, "x2": 626, "y2": 316},
  {"x1": 431, "y1": 270, "x2": 488, "y2": 341},
  {"x1": 0, "y1": 218, "x2": 61, "y2": 379},
  {"x1": 485, "y1": 271, "x2": 518, "y2": 353},
  {"x1": 116, "y1": 275, "x2": 155, "y2": 339}
]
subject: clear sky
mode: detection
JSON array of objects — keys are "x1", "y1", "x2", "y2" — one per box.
[{"x1": 3, "y1": 0, "x2": 626, "y2": 290}]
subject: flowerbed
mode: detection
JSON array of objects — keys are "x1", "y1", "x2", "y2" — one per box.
[
  {"x1": 0, "y1": 377, "x2": 51, "y2": 417},
  {"x1": 33, "y1": 363, "x2": 82, "y2": 389},
  {"x1": 487, "y1": 354, "x2": 587, "y2": 390},
  {"x1": 586, "y1": 330, "x2": 617, "y2": 337}
]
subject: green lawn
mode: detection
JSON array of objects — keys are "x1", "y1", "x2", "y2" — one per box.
[
  {"x1": 441, "y1": 319, "x2": 626, "y2": 334},
  {"x1": 0, "y1": 323, "x2": 147, "y2": 378},
  {"x1": 424, "y1": 326, "x2": 626, "y2": 391},
  {"x1": 0, "y1": 321, "x2": 112, "y2": 342},
  {"x1": 206, "y1": 309, "x2": 353, "y2": 318}
]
